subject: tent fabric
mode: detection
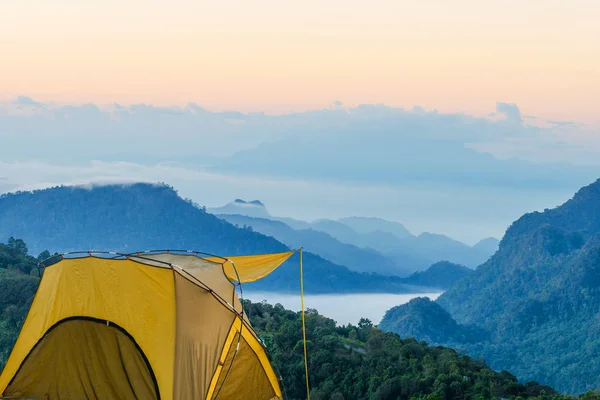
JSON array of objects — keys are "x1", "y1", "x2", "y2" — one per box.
[
  {"x1": 0, "y1": 251, "x2": 288, "y2": 400},
  {"x1": 210, "y1": 334, "x2": 277, "y2": 400},
  {"x1": 5, "y1": 318, "x2": 158, "y2": 399},
  {"x1": 0, "y1": 257, "x2": 176, "y2": 399},
  {"x1": 206, "y1": 317, "x2": 282, "y2": 400},
  {"x1": 173, "y1": 272, "x2": 235, "y2": 399},
  {"x1": 144, "y1": 253, "x2": 246, "y2": 317},
  {"x1": 207, "y1": 251, "x2": 295, "y2": 283}
]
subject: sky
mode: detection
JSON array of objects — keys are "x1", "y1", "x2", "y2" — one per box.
[
  {"x1": 1, "y1": 0, "x2": 599, "y2": 244},
  {"x1": 1, "y1": 0, "x2": 599, "y2": 122}
]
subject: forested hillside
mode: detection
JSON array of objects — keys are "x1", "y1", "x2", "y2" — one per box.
[
  {"x1": 381, "y1": 179, "x2": 600, "y2": 394},
  {"x1": 1, "y1": 240, "x2": 598, "y2": 399},
  {"x1": 0, "y1": 240, "x2": 43, "y2": 367},
  {"x1": 248, "y1": 300, "x2": 600, "y2": 399}
]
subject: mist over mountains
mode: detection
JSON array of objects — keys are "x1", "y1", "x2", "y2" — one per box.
[
  {"x1": 2, "y1": 98, "x2": 598, "y2": 244},
  {"x1": 210, "y1": 199, "x2": 498, "y2": 275}
]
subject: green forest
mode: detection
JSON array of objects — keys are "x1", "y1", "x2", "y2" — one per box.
[{"x1": 1, "y1": 239, "x2": 600, "y2": 399}]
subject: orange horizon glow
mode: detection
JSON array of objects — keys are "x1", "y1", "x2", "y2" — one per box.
[{"x1": 1, "y1": 0, "x2": 598, "y2": 123}]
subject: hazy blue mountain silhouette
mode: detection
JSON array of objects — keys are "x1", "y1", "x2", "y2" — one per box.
[
  {"x1": 209, "y1": 200, "x2": 498, "y2": 271},
  {"x1": 0, "y1": 183, "x2": 423, "y2": 294},
  {"x1": 217, "y1": 214, "x2": 415, "y2": 276}
]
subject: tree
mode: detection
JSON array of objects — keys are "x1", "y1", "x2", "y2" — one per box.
[
  {"x1": 14, "y1": 239, "x2": 28, "y2": 255},
  {"x1": 37, "y1": 250, "x2": 51, "y2": 262},
  {"x1": 358, "y1": 318, "x2": 373, "y2": 329}
]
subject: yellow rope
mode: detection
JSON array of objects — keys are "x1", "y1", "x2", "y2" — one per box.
[{"x1": 299, "y1": 248, "x2": 311, "y2": 400}]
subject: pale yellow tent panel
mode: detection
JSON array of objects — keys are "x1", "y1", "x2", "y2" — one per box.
[
  {"x1": 206, "y1": 317, "x2": 282, "y2": 400},
  {"x1": 208, "y1": 251, "x2": 295, "y2": 283},
  {"x1": 0, "y1": 251, "x2": 290, "y2": 400}
]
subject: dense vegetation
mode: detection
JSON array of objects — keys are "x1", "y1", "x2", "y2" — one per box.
[
  {"x1": 1, "y1": 238, "x2": 599, "y2": 399},
  {"x1": 379, "y1": 298, "x2": 487, "y2": 345},
  {"x1": 247, "y1": 300, "x2": 600, "y2": 400},
  {"x1": 0, "y1": 239, "x2": 43, "y2": 367},
  {"x1": 0, "y1": 184, "x2": 421, "y2": 294},
  {"x1": 380, "y1": 179, "x2": 600, "y2": 394}
]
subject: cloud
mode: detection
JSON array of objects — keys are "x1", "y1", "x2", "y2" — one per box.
[
  {"x1": 331, "y1": 100, "x2": 344, "y2": 109},
  {"x1": 0, "y1": 160, "x2": 580, "y2": 244},
  {"x1": 0, "y1": 97, "x2": 598, "y2": 190},
  {"x1": 496, "y1": 102, "x2": 522, "y2": 123},
  {"x1": 13, "y1": 96, "x2": 46, "y2": 108},
  {"x1": 548, "y1": 120, "x2": 580, "y2": 128}
]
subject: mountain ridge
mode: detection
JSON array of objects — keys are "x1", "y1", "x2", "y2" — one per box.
[
  {"x1": 209, "y1": 199, "x2": 499, "y2": 271},
  {"x1": 380, "y1": 178, "x2": 600, "y2": 394},
  {"x1": 0, "y1": 183, "x2": 420, "y2": 294},
  {"x1": 403, "y1": 261, "x2": 473, "y2": 290},
  {"x1": 216, "y1": 214, "x2": 413, "y2": 276}
]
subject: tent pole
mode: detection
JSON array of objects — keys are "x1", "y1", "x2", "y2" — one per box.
[{"x1": 300, "y1": 248, "x2": 311, "y2": 400}]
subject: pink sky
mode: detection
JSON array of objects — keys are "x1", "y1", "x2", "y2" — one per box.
[{"x1": 1, "y1": 0, "x2": 598, "y2": 122}]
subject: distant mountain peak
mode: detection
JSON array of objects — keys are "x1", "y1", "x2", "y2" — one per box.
[
  {"x1": 233, "y1": 198, "x2": 264, "y2": 206},
  {"x1": 472, "y1": 237, "x2": 500, "y2": 254},
  {"x1": 208, "y1": 199, "x2": 270, "y2": 218},
  {"x1": 503, "y1": 178, "x2": 600, "y2": 241}
]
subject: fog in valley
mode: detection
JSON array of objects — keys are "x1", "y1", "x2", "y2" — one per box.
[{"x1": 245, "y1": 292, "x2": 442, "y2": 326}]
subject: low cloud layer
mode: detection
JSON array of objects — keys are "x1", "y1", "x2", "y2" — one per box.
[
  {"x1": 0, "y1": 160, "x2": 579, "y2": 244},
  {"x1": 1, "y1": 97, "x2": 598, "y2": 243},
  {"x1": 1, "y1": 97, "x2": 598, "y2": 166}
]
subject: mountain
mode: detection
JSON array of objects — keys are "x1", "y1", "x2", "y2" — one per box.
[
  {"x1": 209, "y1": 199, "x2": 499, "y2": 270},
  {"x1": 403, "y1": 261, "x2": 473, "y2": 290},
  {"x1": 379, "y1": 297, "x2": 487, "y2": 344},
  {"x1": 216, "y1": 214, "x2": 413, "y2": 276},
  {"x1": 207, "y1": 199, "x2": 270, "y2": 218},
  {"x1": 396, "y1": 233, "x2": 496, "y2": 268},
  {"x1": 0, "y1": 183, "x2": 421, "y2": 294},
  {"x1": 221, "y1": 213, "x2": 473, "y2": 285},
  {"x1": 312, "y1": 219, "x2": 418, "y2": 255},
  {"x1": 271, "y1": 216, "x2": 311, "y2": 230},
  {"x1": 311, "y1": 223, "x2": 498, "y2": 269},
  {"x1": 301, "y1": 219, "x2": 497, "y2": 269},
  {"x1": 380, "y1": 178, "x2": 600, "y2": 394},
  {"x1": 473, "y1": 236, "x2": 500, "y2": 255},
  {"x1": 337, "y1": 216, "x2": 413, "y2": 239}
]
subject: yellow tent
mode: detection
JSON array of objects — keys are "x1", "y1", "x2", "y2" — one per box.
[{"x1": 0, "y1": 250, "x2": 295, "y2": 400}]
